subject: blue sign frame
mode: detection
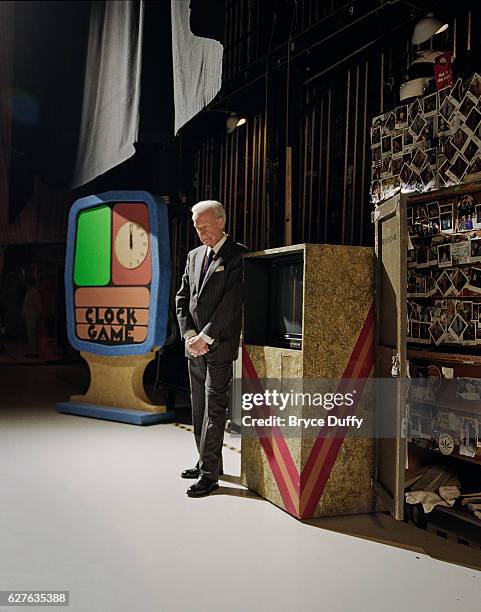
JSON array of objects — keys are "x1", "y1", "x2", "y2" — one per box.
[{"x1": 65, "y1": 191, "x2": 170, "y2": 356}]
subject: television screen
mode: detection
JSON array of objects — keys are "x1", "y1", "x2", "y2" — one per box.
[{"x1": 267, "y1": 256, "x2": 303, "y2": 349}]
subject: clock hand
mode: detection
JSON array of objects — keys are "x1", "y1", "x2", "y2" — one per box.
[{"x1": 129, "y1": 224, "x2": 133, "y2": 250}]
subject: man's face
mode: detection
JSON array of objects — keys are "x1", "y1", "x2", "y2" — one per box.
[{"x1": 193, "y1": 209, "x2": 225, "y2": 247}]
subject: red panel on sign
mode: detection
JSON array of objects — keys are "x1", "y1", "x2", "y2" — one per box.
[{"x1": 112, "y1": 203, "x2": 152, "y2": 286}]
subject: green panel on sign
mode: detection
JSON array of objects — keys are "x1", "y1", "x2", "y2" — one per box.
[{"x1": 74, "y1": 206, "x2": 111, "y2": 286}]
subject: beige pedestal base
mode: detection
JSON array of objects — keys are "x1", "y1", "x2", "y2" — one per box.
[{"x1": 71, "y1": 351, "x2": 166, "y2": 413}]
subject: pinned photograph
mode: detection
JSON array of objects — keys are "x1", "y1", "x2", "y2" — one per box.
[
  {"x1": 451, "y1": 239, "x2": 470, "y2": 265},
  {"x1": 460, "y1": 417, "x2": 478, "y2": 456},
  {"x1": 384, "y1": 112, "x2": 395, "y2": 133},
  {"x1": 416, "y1": 246, "x2": 428, "y2": 267},
  {"x1": 456, "y1": 194, "x2": 475, "y2": 231},
  {"x1": 391, "y1": 156, "x2": 402, "y2": 175},
  {"x1": 371, "y1": 126, "x2": 381, "y2": 146},
  {"x1": 459, "y1": 95, "x2": 476, "y2": 121},
  {"x1": 462, "y1": 138, "x2": 481, "y2": 164},
  {"x1": 427, "y1": 202, "x2": 439, "y2": 218},
  {"x1": 414, "y1": 204, "x2": 428, "y2": 219},
  {"x1": 412, "y1": 147, "x2": 428, "y2": 172},
  {"x1": 450, "y1": 77, "x2": 465, "y2": 106},
  {"x1": 443, "y1": 138, "x2": 457, "y2": 163},
  {"x1": 426, "y1": 274, "x2": 437, "y2": 295},
  {"x1": 449, "y1": 313, "x2": 468, "y2": 340},
  {"x1": 465, "y1": 107, "x2": 481, "y2": 133},
  {"x1": 446, "y1": 154, "x2": 468, "y2": 183},
  {"x1": 372, "y1": 162, "x2": 381, "y2": 180},
  {"x1": 410, "y1": 113, "x2": 427, "y2": 140},
  {"x1": 427, "y1": 241, "x2": 438, "y2": 263},
  {"x1": 438, "y1": 159, "x2": 451, "y2": 186},
  {"x1": 411, "y1": 321, "x2": 420, "y2": 339},
  {"x1": 467, "y1": 267, "x2": 481, "y2": 293},
  {"x1": 404, "y1": 128, "x2": 414, "y2": 149},
  {"x1": 452, "y1": 269, "x2": 469, "y2": 294},
  {"x1": 440, "y1": 96, "x2": 456, "y2": 122},
  {"x1": 436, "y1": 115, "x2": 452, "y2": 136},
  {"x1": 476, "y1": 204, "x2": 481, "y2": 226},
  {"x1": 425, "y1": 148, "x2": 437, "y2": 167},
  {"x1": 407, "y1": 274, "x2": 422, "y2": 296},
  {"x1": 395, "y1": 105, "x2": 408, "y2": 129},
  {"x1": 456, "y1": 300, "x2": 473, "y2": 322},
  {"x1": 381, "y1": 156, "x2": 391, "y2": 176},
  {"x1": 439, "y1": 86, "x2": 451, "y2": 107},
  {"x1": 467, "y1": 156, "x2": 481, "y2": 179},
  {"x1": 423, "y1": 92, "x2": 437, "y2": 117},
  {"x1": 464, "y1": 321, "x2": 477, "y2": 345},
  {"x1": 381, "y1": 135, "x2": 392, "y2": 154},
  {"x1": 430, "y1": 320, "x2": 446, "y2": 345},
  {"x1": 400, "y1": 163, "x2": 412, "y2": 188},
  {"x1": 372, "y1": 146, "x2": 382, "y2": 162},
  {"x1": 371, "y1": 180, "x2": 381, "y2": 203},
  {"x1": 392, "y1": 133, "x2": 403, "y2": 157},
  {"x1": 469, "y1": 237, "x2": 481, "y2": 262},
  {"x1": 440, "y1": 212, "x2": 454, "y2": 233},
  {"x1": 409, "y1": 99, "x2": 422, "y2": 123},
  {"x1": 423, "y1": 117, "x2": 434, "y2": 141},
  {"x1": 436, "y1": 271, "x2": 453, "y2": 296},
  {"x1": 438, "y1": 243, "x2": 452, "y2": 267},
  {"x1": 440, "y1": 201, "x2": 455, "y2": 213},
  {"x1": 403, "y1": 151, "x2": 412, "y2": 167},
  {"x1": 420, "y1": 323, "x2": 431, "y2": 343},
  {"x1": 468, "y1": 73, "x2": 481, "y2": 98},
  {"x1": 452, "y1": 125, "x2": 470, "y2": 152},
  {"x1": 420, "y1": 163, "x2": 436, "y2": 189}
]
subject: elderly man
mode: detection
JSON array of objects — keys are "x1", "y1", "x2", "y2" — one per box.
[{"x1": 176, "y1": 200, "x2": 248, "y2": 497}]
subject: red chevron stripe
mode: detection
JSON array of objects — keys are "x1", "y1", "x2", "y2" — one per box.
[
  {"x1": 242, "y1": 348, "x2": 300, "y2": 492},
  {"x1": 300, "y1": 304, "x2": 375, "y2": 488},
  {"x1": 242, "y1": 303, "x2": 375, "y2": 519},
  {"x1": 300, "y1": 312, "x2": 375, "y2": 518}
]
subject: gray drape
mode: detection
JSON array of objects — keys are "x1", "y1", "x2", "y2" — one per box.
[
  {"x1": 72, "y1": 0, "x2": 144, "y2": 188},
  {"x1": 171, "y1": 0, "x2": 223, "y2": 135}
]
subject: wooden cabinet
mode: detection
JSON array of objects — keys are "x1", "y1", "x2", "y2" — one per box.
[
  {"x1": 240, "y1": 244, "x2": 377, "y2": 519},
  {"x1": 375, "y1": 182, "x2": 481, "y2": 529}
]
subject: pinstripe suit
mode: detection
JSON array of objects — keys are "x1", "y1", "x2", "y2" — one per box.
[{"x1": 176, "y1": 236, "x2": 248, "y2": 480}]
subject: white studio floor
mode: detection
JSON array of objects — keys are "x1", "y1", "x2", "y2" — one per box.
[{"x1": 1, "y1": 364, "x2": 480, "y2": 612}]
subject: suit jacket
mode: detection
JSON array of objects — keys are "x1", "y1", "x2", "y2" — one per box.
[{"x1": 175, "y1": 236, "x2": 248, "y2": 362}]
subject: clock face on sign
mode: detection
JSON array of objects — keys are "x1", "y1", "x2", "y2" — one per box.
[{"x1": 114, "y1": 221, "x2": 149, "y2": 269}]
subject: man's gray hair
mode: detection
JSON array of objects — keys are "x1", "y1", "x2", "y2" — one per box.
[{"x1": 191, "y1": 200, "x2": 226, "y2": 222}]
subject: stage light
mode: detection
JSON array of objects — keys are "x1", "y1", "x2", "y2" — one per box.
[
  {"x1": 226, "y1": 113, "x2": 247, "y2": 134},
  {"x1": 412, "y1": 12, "x2": 448, "y2": 45}
]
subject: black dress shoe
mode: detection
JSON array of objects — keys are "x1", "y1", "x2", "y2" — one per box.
[
  {"x1": 181, "y1": 467, "x2": 224, "y2": 479},
  {"x1": 181, "y1": 467, "x2": 200, "y2": 479},
  {"x1": 186, "y1": 476, "x2": 219, "y2": 497}
]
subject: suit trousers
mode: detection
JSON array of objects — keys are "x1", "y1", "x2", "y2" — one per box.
[{"x1": 188, "y1": 355, "x2": 233, "y2": 480}]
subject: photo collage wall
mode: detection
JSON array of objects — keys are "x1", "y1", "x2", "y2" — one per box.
[
  {"x1": 407, "y1": 192, "x2": 481, "y2": 346},
  {"x1": 371, "y1": 74, "x2": 481, "y2": 204}
]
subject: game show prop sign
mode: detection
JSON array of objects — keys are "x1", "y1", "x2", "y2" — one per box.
[
  {"x1": 65, "y1": 191, "x2": 170, "y2": 356},
  {"x1": 58, "y1": 191, "x2": 172, "y2": 425}
]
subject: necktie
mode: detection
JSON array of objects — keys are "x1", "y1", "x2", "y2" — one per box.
[{"x1": 200, "y1": 249, "x2": 214, "y2": 286}]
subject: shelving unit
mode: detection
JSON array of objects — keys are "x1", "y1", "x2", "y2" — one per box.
[{"x1": 375, "y1": 182, "x2": 481, "y2": 532}]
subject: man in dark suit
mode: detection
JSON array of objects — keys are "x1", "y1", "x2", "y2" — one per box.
[{"x1": 176, "y1": 200, "x2": 248, "y2": 497}]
